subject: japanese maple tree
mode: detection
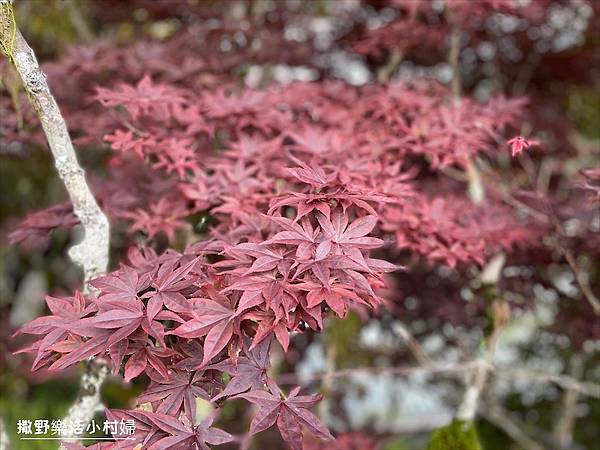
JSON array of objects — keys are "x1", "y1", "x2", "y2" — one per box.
[{"x1": 3, "y1": 0, "x2": 600, "y2": 449}]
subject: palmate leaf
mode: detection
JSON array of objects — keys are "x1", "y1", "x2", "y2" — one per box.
[
  {"x1": 149, "y1": 414, "x2": 232, "y2": 450},
  {"x1": 89, "y1": 264, "x2": 151, "y2": 306},
  {"x1": 106, "y1": 410, "x2": 232, "y2": 450},
  {"x1": 209, "y1": 337, "x2": 272, "y2": 401},
  {"x1": 235, "y1": 384, "x2": 334, "y2": 450},
  {"x1": 49, "y1": 333, "x2": 111, "y2": 371},
  {"x1": 121, "y1": 338, "x2": 173, "y2": 381},
  {"x1": 143, "y1": 256, "x2": 200, "y2": 319},
  {"x1": 136, "y1": 369, "x2": 210, "y2": 422},
  {"x1": 95, "y1": 74, "x2": 186, "y2": 120},
  {"x1": 13, "y1": 291, "x2": 97, "y2": 369},
  {"x1": 168, "y1": 291, "x2": 240, "y2": 366}
]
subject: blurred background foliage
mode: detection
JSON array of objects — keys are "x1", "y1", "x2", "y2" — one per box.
[{"x1": 1, "y1": 0, "x2": 600, "y2": 449}]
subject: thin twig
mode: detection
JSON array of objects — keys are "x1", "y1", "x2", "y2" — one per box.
[
  {"x1": 377, "y1": 48, "x2": 403, "y2": 82},
  {"x1": 391, "y1": 321, "x2": 433, "y2": 367},
  {"x1": 554, "y1": 353, "x2": 585, "y2": 449},
  {"x1": 560, "y1": 241, "x2": 600, "y2": 314},
  {"x1": 512, "y1": 49, "x2": 542, "y2": 96},
  {"x1": 456, "y1": 299, "x2": 508, "y2": 423},
  {"x1": 482, "y1": 404, "x2": 545, "y2": 450},
  {"x1": 496, "y1": 188, "x2": 551, "y2": 224},
  {"x1": 440, "y1": 165, "x2": 469, "y2": 182},
  {"x1": 65, "y1": 0, "x2": 93, "y2": 43},
  {"x1": 278, "y1": 361, "x2": 600, "y2": 399},
  {"x1": 448, "y1": 22, "x2": 461, "y2": 100},
  {"x1": 494, "y1": 366, "x2": 600, "y2": 399},
  {"x1": 485, "y1": 175, "x2": 599, "y2": 314},
  {"x1": 277, "y1": 361, "x2": 481, "y2": 385},
  {"x1": 549, "y1": 209, "x2": 600, "y2": 315}
]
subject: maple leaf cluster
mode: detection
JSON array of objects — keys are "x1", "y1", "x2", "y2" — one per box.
[
  {"x1": 381, "y1": 194, "x2": 538, "y2": 268},
  {"x1": 7, "y1": 1, "x2": 598, "y2": 448},
  {"x1": 348, "y1": 0, "x2": 550, "y2": 63},
  {"x1": 15, "y1": 248, "x2": 334, "y2": 449},
  {"x1": 8, "y1": 22, "x2": 543, "y2": 447},
  {"x1": 10, "y1": 67, "x2": 538, "y2": 447},
  {"x1": 10, "y1": 76, "x2": 533, "y2": 269},
  {"x1": 11, "y1": 72, "x2": 539, "y2": 449}
]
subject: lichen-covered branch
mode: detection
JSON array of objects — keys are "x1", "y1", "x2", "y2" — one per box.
[
  {"x1": 61, "y1": 359, "x2": 110, "y2": 444},
  {"x1": 0, "y1": 0, "x2": 16, "y2": 64},
  {"x1": 7, "y1": 29, "x2": 110, "y2": 282},
  {"x1": 0, "y1": 1, "x2": 110, "y2": 445}
]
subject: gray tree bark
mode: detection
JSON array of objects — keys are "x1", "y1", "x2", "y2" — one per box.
[{"x1": 0, "y1": 1, "x2": 111, "y2": 447}]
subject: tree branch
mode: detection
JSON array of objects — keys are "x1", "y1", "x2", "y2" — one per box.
[
  {"x1": 553, "y1": 353, "x2": 585, "y2": 449},
  {"x1": 0, "y1": 417, "x2": 9, "y2": 450},
  {"x1": 482, "y1": 403, "x2": 545, "y2": 450},
  {"x1": 391, "y1": 321, "x2": 433, "y2": 367},
  {"x1": 455, "y1": 253, "x2": 509, "y2": 425},
  {"x1": 9, "y1": 29, "x2": 109, "y2": 282},
  {"x1": 494, "y1": 365, "x2": 600, "y2": 399},
  {"x1": 377, "y1": 48, "x2": 403, "y2": 82},
  {"x1": 1, "y1": 2, "x2": 110, "y2": 445},
  {"x1": 445, "y1": 10, "x2": 485, "y2": 204},
  {"x1": 277, "y1": 361, "x2": 481, "y2": 385},
  {"x1": 61, "y1": 359, "x2": 110, "y2": 445},
  {"x1": 560, "y1": 240, "x2": 600, "y2": 314},
  {"x1": 487, "y1": 174, "x2": 599, "y2": 315},
  {"x1": 448, "y1": 22, "x2": 462, "y2": 100},
  {"x1": 278, "y1": 359, "x2": 600, "y2": 399}
]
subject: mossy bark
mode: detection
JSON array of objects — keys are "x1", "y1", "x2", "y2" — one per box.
[{"x1": 427, "y1": 420, "x2": 482, "y2": 450}]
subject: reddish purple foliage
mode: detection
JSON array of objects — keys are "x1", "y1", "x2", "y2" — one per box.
[
  {"x1": 7, "y1": 0, "x2": 599, "y2": 448},
  {"x1": 9, "y1": 29, "x2": 539, "y2": 450}
]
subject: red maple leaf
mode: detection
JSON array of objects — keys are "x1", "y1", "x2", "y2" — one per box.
[
  {"x1": 508, "y1": 135, "x2": 541, "y2": 157},
  {"x1": 136, "y1": 369, "x2": 210, "y2": 422},
  {"x1": 235, "y1": 385, "x2": 334, "y2": 450},
  {"x1": 168, "y1": 288, "x2": 240, "y2": 366},
  {"x1": 142, "y1": 256, "x2": 200, "y2": 320},
  {"x1": 13, "y1": 291, "x2": 97, "y2": 370},
  {"x1": 137, "y1": 411, "x2": 232, "y2": 450},
  {"x1": 209, "y1": 337, "x2": 272, "y2": 401}
]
